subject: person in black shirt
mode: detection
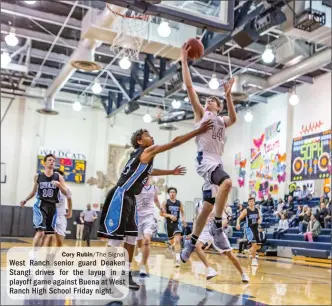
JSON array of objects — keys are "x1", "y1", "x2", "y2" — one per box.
[
  {"x1": 98, "y1": 122, "x2": 212, "y2": 290},
  {"x1": 266, "y1": 194, "x2": 275, "y2": 212},
  {"x1": 20, "y1": 154, "x2": 68, "y2": 248}
]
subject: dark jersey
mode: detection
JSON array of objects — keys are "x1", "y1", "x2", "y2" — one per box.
[
  {"x1": 246, "y1": 207, "x2": 259, "y2": 227},
  {"x1": 117, "y1": 147, "x2": 153, "y2": 195},
  {"x1": 166, "y1": 199, "x2": 181, "y2": 221},
  {"x1": 37, "y1": 172, "x2": 60, "y2": 204}
]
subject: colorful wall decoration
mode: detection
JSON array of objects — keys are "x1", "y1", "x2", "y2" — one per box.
[
  {"x1": 300, "y1": 120, "x2": 324, "y2": 136},
  {"x1": 291, "y1": 129, "x2": 331, "y2": 181},
  {"x1": 237, "y1": 159, "x2": 246, "y2": 188},
  {"x1": 249, "y1": 121, "x2": 287, "y2": 198},
  {"x1": 37, "y1": 148, "x2": 87, "y2": 184},
  {"x1": 235, "y1": 152, "x2": 242, "y2": 166}
]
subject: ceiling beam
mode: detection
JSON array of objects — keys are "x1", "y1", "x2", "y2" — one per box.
[{"x1": 1, "y1": 2, "x2": 82, "y2": 30}]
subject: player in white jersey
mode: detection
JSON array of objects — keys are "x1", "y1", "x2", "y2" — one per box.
[
  {"x1": 135, "y1": 177, "x2": 162, "y2": 277},
  {"x1": 195, "y1": 184, "x2": 249, "y2": 282},
  {"x1": 180, "y1": 43, "x2": 237, "y2": 263}
]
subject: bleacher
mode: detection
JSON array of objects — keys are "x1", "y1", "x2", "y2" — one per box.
[{"x1": 152, "y1": 197, "x2": 331, "y2": 259}]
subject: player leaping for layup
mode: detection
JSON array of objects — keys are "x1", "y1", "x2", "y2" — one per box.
[
  {"x1": 98, "y1": 122, "x2": 212, "y2": 290},
  {"x1": 180, "y1": 43, "x2": 237, "y2": 262}
]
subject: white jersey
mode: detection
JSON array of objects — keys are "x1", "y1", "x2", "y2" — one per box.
[
  {"x1": 195, "y1": 111, "x2": 226, "y2": 156},
  {"x1": 56, "y1": 189, "x2": 71, "y2": 216},
  {"x1": 136, "y1": 185, "x2": 158, "y2": 217}
]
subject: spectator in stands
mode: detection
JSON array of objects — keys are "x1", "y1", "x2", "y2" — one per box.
[
  {"x1": 299, "y1": 206, "x2": 312, "y2": 234},
  {"x1": 223, "y1": 202, "x2": 233, "y2": 223},
  {"x1": 284, "y1": 195, "x2": 294, "y2": 212},
  {"x1": 258, "y1": 226, "x2": 267, "y2": 244},
  {"x1": 237, "y1": 237, "x2": 248, "y2": 256},
  {"x1": 289, "y1": 205, "x2": 302, "y2": 228},
  {"x1": 317, "y1": 201, "x2": 329, "y2": 227},
  {"x1": 304, "y1": 214, "x2": 321, "y2": 242},
  {"x1": 273, "y1": 213, "x2": 289, "y2": 239},
  {"x1": 222, "y1": 219, "x2": 233, "y2": 238},
  {"x1": 298, "y1": 185, "x2": 312, "y2": 203},
  {"x1": 324, "y1": 201, "x2": 332, "y2": 228},
  {"x1": 266, "y1": 194, "x2": 275, "y2": 212},
  {"x1": 259, "y1": 196, "x2": 268, "y2": 213},
  {"x1": 273, "y1": 198, "x2": 285, "y2": 218},
  {"x1": 292, "y1": 185, "x2": 301, "y2": 200}
]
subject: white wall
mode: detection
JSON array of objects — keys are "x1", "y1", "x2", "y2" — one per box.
[{"x1": 0, "y1": 92, "x2": 202, "y2": 213}]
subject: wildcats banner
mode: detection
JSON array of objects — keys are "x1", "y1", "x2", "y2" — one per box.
[
  {"x1": 37, "y1": 148, "x2": 87, "y2": 184},
  {"x1": 291, "y1": 130, "x2": 331, "y2": 181}
]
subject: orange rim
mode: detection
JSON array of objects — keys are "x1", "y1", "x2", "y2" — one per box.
[{"x1": 106, "y1": 4, "x2": 150, "y2": 21}]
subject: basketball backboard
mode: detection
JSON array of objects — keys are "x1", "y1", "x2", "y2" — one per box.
[{"x1": 107, "y1": 0, "x2": 234, "y2": 32}]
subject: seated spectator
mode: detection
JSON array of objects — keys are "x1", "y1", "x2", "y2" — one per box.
[
  {"x1": 259, "y1": 196, "x2": 268, "y2": 213},
  {"x1": 284, "y1": 195, "x2": 294, "y2": 212},
  {"x1": 273, "y1": 213, "x2": 289, "y2": 239},
  {"x1": 304, "y1": 214, "x2": 321, "y2": 242},
  {"x1": 223, "y1": 202, "x2": 233, "y2": 223},
  {"x1": 266, "y1": 194, "x2": 275, "y2": 212},
  {"x1": 222, "y1": 219, "x2": 233, "y2": 238},
  {"x1": 299, "y1": 206, "x2": 312, "y2": 234},
  {"x1": 298, "y1": 185, "x2": 312, "y2": 203},
  {"x1": 258, "y1": 226, "x2": 267, "y2": 244},
  {"x1": 289, "y1": 205, "x2": 302, "y2": 228},
  {"x1": 317, "y1": 201, "x2": 328, "y2": 227},
  {"x1": 292, "y1": 186, "x2": 301, "y2": 200},
  {"x1": 324, "y1": 201, "x2": 332, "y2": 228},
  {"x1": 273, "y1": 198, "x2": 285, "y2": 218}
]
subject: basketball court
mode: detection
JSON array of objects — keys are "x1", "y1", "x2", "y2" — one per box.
[{"x1": 1, "y1": 0, "x2": 331, "y2": 305}]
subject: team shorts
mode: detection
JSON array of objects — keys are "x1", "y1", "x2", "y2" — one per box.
[
  {"x1": 196, "y1": 152, "x2": 230, "y2": 186},
  {"x1": 55, "y1": 215, "x2": 67, "y2": 237},
  {"x1": 33, "y1": 200, "x2": 57, "y2": 235},
  {"x1": 246, "y1": 225, "x2": 261, "y2": 244},
  {"x1": 98, "y1": 186, "x2": 138, "y2": 240},
  {"x1": 165, "y1": 220, "x2": 182, "y2": 240},
  {"x1": 137, "y1": 213, "x2": 157, "y2": 240}
]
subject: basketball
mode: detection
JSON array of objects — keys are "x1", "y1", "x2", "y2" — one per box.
[{"x1": 187, "y1": 38, "x2": 204, "y2": 60}]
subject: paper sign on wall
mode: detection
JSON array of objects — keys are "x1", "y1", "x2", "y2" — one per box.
[{"x1": 37, "y1": 148, "x2": 87, "y2": 184}]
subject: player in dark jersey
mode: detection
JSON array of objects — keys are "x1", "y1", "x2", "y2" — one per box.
[
  {"x1": 236, "y1": 197, "x2": 262, "y2": 267},
  {"x1": 161, "y1": 187, "x2": 185, "y2": 267},
  {"x1": 20, "y1": 154, "x2": 68, "y2": 248},
  {"x1": 98, "y1": 121, "x2": 212, "y2": 291}
]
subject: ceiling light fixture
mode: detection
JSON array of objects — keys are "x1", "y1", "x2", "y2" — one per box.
[
  {"x1": 289, "y1": 92, "x2": 299, "y2": 106},
  {"x1": 209, "y1": 73, "x2": 219, "y2": 90},
  {"x1": 262, "y1": 44, "x2": 275, "y2": 63},
  {"x1": 5, "y1": 29, "x2": 18, "y2": 47},
  {"x1": 119, "y1": 57, "x2": 131, "y2": 70},
  {"x1": 157, "y1": 21, "x2": 171, "y2": 38},
  {"x1": 172, "y1": 99, "x2": 181, "y2": 109},
  {"x1": 91, "y1": 80, "x2": 102, "y2": 94},
  {"x1": 1, "y1": 51, "x2": 11, "y2": 68},
  {"x1": 244, "y1": 109, "x2": 253, "y2": 123},
  {"x1": 24, "y1": 0, "x2": 36, "y2": 4},
  {"x1": 143, "y1": 113, "x2": 152, "y2": 123},
  {"x1": 72, "y1": 100, "x2": 82, "y2": 111}
]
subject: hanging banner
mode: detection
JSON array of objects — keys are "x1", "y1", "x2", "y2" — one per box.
[
  {"x1": 291, "y1": 130, "x2": 331, "y2": 181},
  {"x1": 37, "y1": 148, "x2": 87, "y2": 184}
]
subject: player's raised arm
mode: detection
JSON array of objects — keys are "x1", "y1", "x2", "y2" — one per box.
[
  {"x1": 181, "y1": 43, "x2": 204, "y2": 122},
  {"x1": 20, "y1": 174, "x2": 38, "y2": 206},
  {"x1": 222, "y1": 78, "x2": 237, "y2": 127},
  {"x1": 140, "y1": 120, "x2": 213, "y2": 163}
]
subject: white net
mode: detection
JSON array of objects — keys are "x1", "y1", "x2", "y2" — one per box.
[{"x1": 108, "y1": 6, "x2": 151, "y2": 61}]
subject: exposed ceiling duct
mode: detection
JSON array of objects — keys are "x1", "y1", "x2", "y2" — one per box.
[
  {"x1": 42, "y1": 5, "x2": 126, "y2": 114},
  {"x1": 230, "y1": 48, "x2": 331, "y2": 99},
  {"x1": 37, "y1": 96, "x2": 59, "y2": 115}
]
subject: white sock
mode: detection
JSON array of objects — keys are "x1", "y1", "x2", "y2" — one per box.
[{"x1": 176, "y1": 253, "x2": 180, "y2": 261}]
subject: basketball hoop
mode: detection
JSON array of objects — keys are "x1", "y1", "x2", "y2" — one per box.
[{"x1": 107, "y1": 4, "x2": 151, "y2": 61}]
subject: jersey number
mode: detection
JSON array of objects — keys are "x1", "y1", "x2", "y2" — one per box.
[
  {"x1": 42, "y1": 189, "x2": 54, "y2": 198},
  {"x1": 212, "y1": 126, "x2": 223, "y2": 141},
  {"x1": 142, "y1": 198, "x2": 150, "y2": 207},
  {"x1": 123, "y1": 158, "x2": 135, "y2": 175}
]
